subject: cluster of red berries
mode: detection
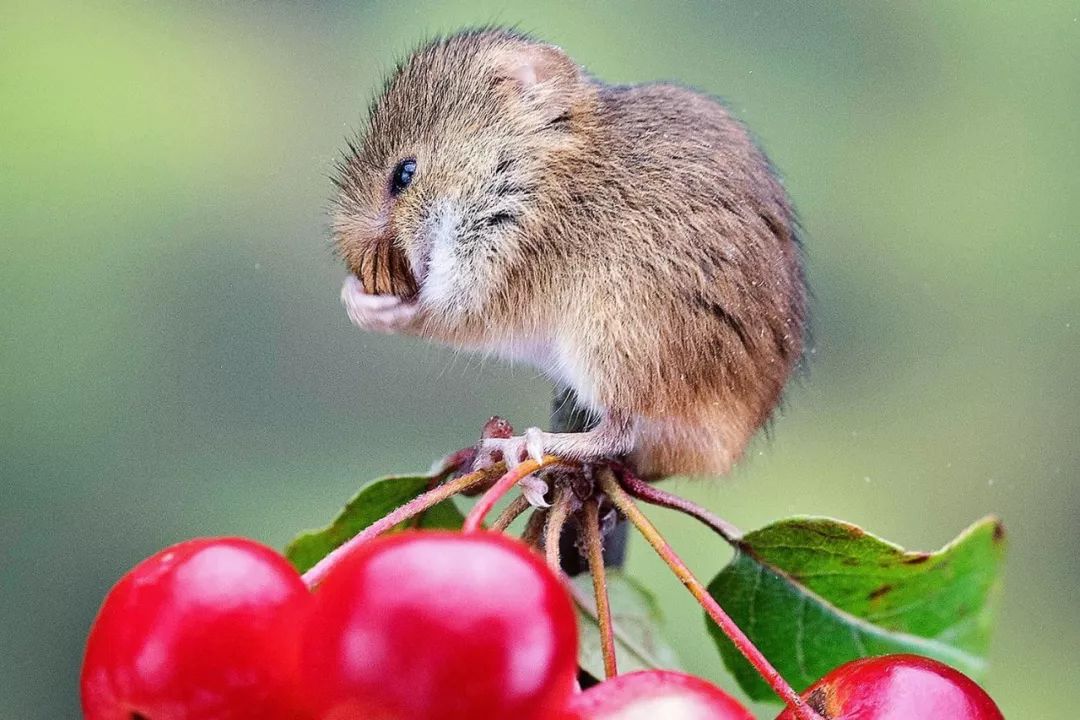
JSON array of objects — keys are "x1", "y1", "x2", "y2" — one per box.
[{"x1": 81, "y1": 531, "x2": 1003, "y2": 719}]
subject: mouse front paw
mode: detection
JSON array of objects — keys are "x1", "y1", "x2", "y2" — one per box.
[{"x1": 340, "y1": 275, "x2": 418, "y2": 334}]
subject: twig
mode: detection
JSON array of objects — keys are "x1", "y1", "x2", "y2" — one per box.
[
  {"x1": 302, "y1": 468, "x2": 493, "y2": 588},
  {"x1": 598, "y1": 469, "x2": 821, "y2": 720},
  {"x1": 544, "y1": 485, "x2": 574, "y2": 571},
  {"x1": 522, "y1": 508, "x2": 549, "y2": 548},
  {"x1": 582, "y1": 498, "x2": 618, "y2": 679},
  {"x1": 617, "y1": 466, "x2": 743, "y2": 544},
  {"x1": 566, "y1": 578, "x2": 669, "y2": 671},
  {"x1": 490, "y1": 494, "x2": 532, "y2": 532}
]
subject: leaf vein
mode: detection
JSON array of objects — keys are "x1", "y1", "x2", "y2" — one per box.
[{"x1": 794, "y1": 594, "x2": 810, "y2": 682}]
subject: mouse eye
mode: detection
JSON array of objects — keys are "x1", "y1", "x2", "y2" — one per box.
[{"x1": 390, "y1": 158, "x2": 417, "y2": 195}]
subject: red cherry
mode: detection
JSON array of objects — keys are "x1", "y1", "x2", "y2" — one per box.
[
  {"x1": 81, "y1": 537, "x2": 311, "y2": 720},
  {"x1": 301, "y1": 530, "x2": 578, "y2": 720},
  {"x1": 564, "y1": 670, "x2": 754, "y2": 720},
  {"x1": 776, "y1": 654, "x2": 1004, "y2": 720}
]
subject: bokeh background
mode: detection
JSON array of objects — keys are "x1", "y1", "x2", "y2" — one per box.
[{"x1": 3, "y1": 1, "x2": 1077, "y2": 716}]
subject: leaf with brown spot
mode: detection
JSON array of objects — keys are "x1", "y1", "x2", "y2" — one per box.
[
  {"x1": 706, "y1": 516, "x2": 1006, "y2": 702},
  {"x1": 867, "y1": 584, "x2": 893, "y2": 601}
]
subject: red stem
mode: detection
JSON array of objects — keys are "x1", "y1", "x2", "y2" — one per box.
[
  {"x1": 462, "y1": 456, "x2": 560, "y2": 532},
  {"x1": 599, "y1": 470, "x2": 822, "y2": 720},
  {"x1": 302, "y1": 469, "x2": 490, "y2": 588},
  {"x1": 490, "y1": 494, "x2": 532, "y2": 532},
  {"x1": 582, "y1": 498, "x2": 618, "y2": 679},
  {"x1": 617, "y1": 465, "x2": 743, "y2": 544},
  {"x1": 429, "y1": 447, "x2": 475, "y2": 479}
]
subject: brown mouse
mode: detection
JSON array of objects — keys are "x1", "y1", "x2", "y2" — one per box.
[{"x1": 335, "y1": 28, "x2": 807, "y2": 481}]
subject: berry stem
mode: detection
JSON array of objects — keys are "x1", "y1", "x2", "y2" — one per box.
[
  {"x1": 490, "y1": 494, "x2": 532, "y2": 532},
  {"x1": 617, "y1": 466, "x2": 743, "y2": 544},
  {"x1": 564, "y1": 576, "x2": 664, "y2": 676},
  {"x1": 582, "y1": 497, "x2": 618, "y2": 679},
  {"x1": 410, "y1": 470, "x2": 452, "y2": 529},
  {"x1": 544, "y1": 485, "x2": 574, "y2": 571},
  {"x1": 428, "y1": 447, "x2": 476, "y2": 480},
  {"x1": 521, "y1": 507, "x2": 549, "y2": 548},
  {"x1": 302, "y1": 468, "x2": 494, "y2": 588},
  {"x1": 462, "y1": 456, "x2": 561, "y2": 532},
  {"x1": 598, "y1": 469, "x2": 822, "y2": 720}
]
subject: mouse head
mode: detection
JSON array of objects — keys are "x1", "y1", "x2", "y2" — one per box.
[{"x1": 333, "y1": 29, "x2": 594, "y2": 326}]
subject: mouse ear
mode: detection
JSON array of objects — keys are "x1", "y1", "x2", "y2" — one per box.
[{"x1": 494, "y1": 42, "x2": 582, "y2": 107}]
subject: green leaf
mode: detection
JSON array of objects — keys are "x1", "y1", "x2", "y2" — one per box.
[
  {"x1": 286, "y1": 474, "x2": 465, "y2": 573},
  {"x1": 572, "y1": 571, "x2": 682, "y2": 679},
  {"x1": 706, "y1": 516, "x2": 1006, "y2": 702}
]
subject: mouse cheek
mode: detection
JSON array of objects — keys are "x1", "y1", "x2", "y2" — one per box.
[
  {"x1": 417, "y1": 224, "x2": 459, "y2": 312},
  {"x1": 415, "y1": 200, "x2": 470, "y2": 315}
]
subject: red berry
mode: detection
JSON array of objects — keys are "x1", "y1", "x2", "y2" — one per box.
[
  {"x1": 81, "y1": 537, "x2": 311, "y2": 720},
  {"x1": 301, "y1": 530, "x2": 578, "y2": 720},
  {"x1": 775, "y1": 654, "x2": 1004, "y2": 720},
  {"x1": 564, "y1": 670, "x2": 754, "y2": 720}
]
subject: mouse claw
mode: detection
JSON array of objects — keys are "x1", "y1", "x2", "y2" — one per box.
[
  {"x1": 519, "y1": 475, "x2": 551, "y2": 508},
  {"x1": 524, "y1": 427, "x2": 546, "y2": 465},
  {"x1": 472, "y1": 428, "x2": 549, "y2": 472}
]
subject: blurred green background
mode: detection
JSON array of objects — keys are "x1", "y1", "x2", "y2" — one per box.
[{"x1": 2, "y1": 1, "x2": 1077, "y2": 716}]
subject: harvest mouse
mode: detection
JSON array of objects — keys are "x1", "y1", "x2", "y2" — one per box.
[{"x1": 335, "y1": 28, "x2": 806, "y2": 481}]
